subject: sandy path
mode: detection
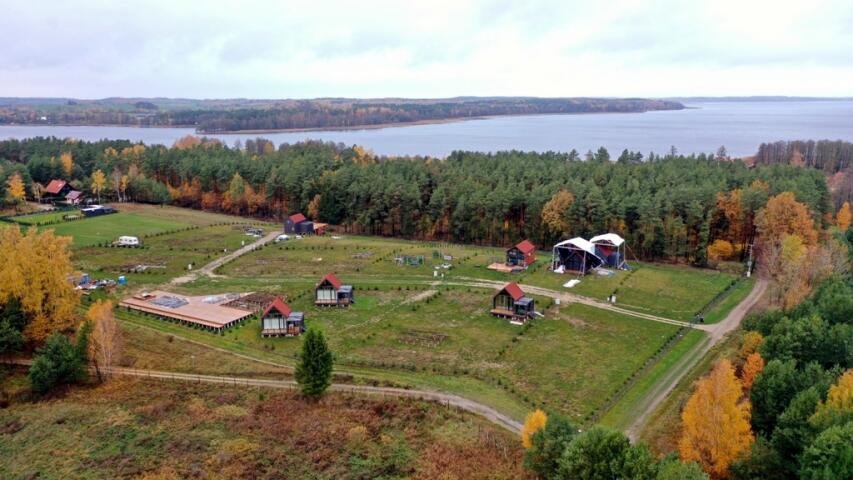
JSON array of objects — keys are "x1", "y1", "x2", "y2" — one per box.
[{"x1": 170, "y1": 231, "x2": 279, "y2": 285}]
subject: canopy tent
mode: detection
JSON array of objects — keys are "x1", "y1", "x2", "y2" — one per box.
[
  {"x1": 589, "y1": 233, "x2": 628, "y2": 269},
  {"x1": 551, "y1": 237, "x2": 605, "y2": 275}
]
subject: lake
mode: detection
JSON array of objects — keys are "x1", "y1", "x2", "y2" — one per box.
[{"x1": 2, "y1": 101, "x2": 852, "y2": 158}]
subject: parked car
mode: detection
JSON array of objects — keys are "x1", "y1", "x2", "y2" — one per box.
[{"x1": 275, "y1": 234, "x2": 290, "y2": 242}]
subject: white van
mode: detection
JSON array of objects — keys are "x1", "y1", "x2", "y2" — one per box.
[
  {"x1": 275, "y1": 234, "x2": 290, "y2": 242},
  {"x1": 117, "y1": 236, "x2": 140, "y2": 246}
]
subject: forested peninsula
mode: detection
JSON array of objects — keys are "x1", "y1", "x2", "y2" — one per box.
[{"x1": 0, "y1": 97, "x2": 684, "y2": 132}]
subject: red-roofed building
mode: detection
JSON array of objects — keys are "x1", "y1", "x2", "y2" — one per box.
[
  {"x1": 315, "y1": 273, "x2": 354, "y2": 306},
  {"x1": 506, "y1": 240, "x2": 536, "y2": 269},
  {"x1": 260, "y1": 297, "x2": 305, "y2": 337},
  {"x1": 284, "y1": 213, "x2": 314, "y2": 234},
  {"x1": 45, "y1": 179, "x2": 72, "y2": 197},
  {"x1": 491, "y1": 282, "x2": 535, "y2": 323},
  {"x1": 65, "y1": 190, "x2": 83, "y2": 205}
]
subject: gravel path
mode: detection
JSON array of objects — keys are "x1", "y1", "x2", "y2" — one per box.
[{"x1": 170, "y1": 231, "x2": 279, "y2": 285}]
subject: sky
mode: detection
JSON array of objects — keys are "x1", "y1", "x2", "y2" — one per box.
[{"x1": 2, "y1": 0, "x2": 852, "y2": 99}]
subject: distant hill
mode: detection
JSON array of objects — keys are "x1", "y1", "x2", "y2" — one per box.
[{"x1": 0, "y1": 96, "x2": 684, "y2": 132}]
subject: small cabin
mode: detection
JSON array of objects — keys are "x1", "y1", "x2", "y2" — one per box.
[
  {"x1": 491, "y1": 282, "x2": 535, "y2": 323},
  {"x1": 284, "y1": 213, "x2": 314, "y2": 235},
  {"x1": 65, "y1": 190, "x2": 83, "y2": 205},
  {"x1": 45, "y1": 179, "x2": 73, "y2": 198},
  {"x1": 260, "y1": 297, "x2": 305, "y2": 337},
  {"x1": 507, "y1": 240, "x2": 536, "y2": 269},
  {"x1": 315, "y1": 273, "x2": 354, "y2": 307}
]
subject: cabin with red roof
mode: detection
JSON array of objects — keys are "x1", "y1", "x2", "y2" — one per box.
[
  {"x1": 507, "y1": 240, "x2": 536, "y2": 269},
  {"x1": 491, "y1": 282, "x2": 535, "y2": 323},
  {"x1": 260, "y1": 297, "x2": 305, "y2": 337},
  {"x1": 44, "y1": 179, "x2": 72, "y2": 199},
  {"x1": 315, "y1": 273, "x2": 354, "y2": 306},
  {"x1": 284, "y1": 212, "x2": 315, "y2": 234}
]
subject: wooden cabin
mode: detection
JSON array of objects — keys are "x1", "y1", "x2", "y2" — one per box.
[
  {"x1": 315, "y1": 273, "x2": 354, "y2": 307},
  {"x1": 45, "y1": 179, "x2": 73, "y2": 200},
  {"x1": 284, "y1": 213, "x2": 314, "y2": 235},
  {"x1": 260, "y1": 297, "x2": 305, "y2": 337},
  {"x1": 491, "y1": 282, "x2": 535, "y2": 323},
  {"x1": 507, "y1": 240, "x2": 536, "y2": 269}
]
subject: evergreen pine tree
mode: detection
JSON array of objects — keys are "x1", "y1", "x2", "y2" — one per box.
[{"x1": 295, "y1": 328, "x2": 333, "y2": 399}]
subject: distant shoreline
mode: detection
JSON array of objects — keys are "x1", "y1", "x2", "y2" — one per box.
[{"x1": 0, "y1": 109, "x2": 685, "y2": 135}]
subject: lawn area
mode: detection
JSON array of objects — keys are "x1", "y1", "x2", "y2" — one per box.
[
  {"x1": 488, "y1": 303, "x2": 678, "y2": 420},
  {"x1": 47, "y1": 212, "x2": 190, "y2": 246},
  {"x1": 0, "y1": 371, "x2": 527, "y2": 479},
  {"x1": 614, "y1": 264, "x2": 736, "y2": 320},
  {"x1": 10, "y1": 209, "x2": 79, "y2": 225}
]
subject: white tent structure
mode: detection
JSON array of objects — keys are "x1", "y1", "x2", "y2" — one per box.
[
  {"x1": 589, "y1": 233, "x2": 628, "y2": 269},
  {"x1": 551, "y1": 237, "x2": 605, "y2": 275}
]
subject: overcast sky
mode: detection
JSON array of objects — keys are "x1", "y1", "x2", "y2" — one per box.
[{"x1": 2, "y1": 0, "x2": 852, "y2": 99}]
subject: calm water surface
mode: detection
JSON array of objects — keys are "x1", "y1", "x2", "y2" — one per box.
[{"x1": 1, "y1": 101, "x2": 851, "y2": 157}]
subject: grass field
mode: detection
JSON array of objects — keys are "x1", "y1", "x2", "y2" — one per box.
[
  {"x1": 0, "y1": 370, "x2": 527, "y2": 479},
  {"x1": 27, "y1": 204, "x2": 746, "y2": 430}
]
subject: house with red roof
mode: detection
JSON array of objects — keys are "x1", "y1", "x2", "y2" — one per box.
[
  {"x1": 491, "y1": 282, "x2": 535, "y2": 323},
  {"x1": 506, "y1": 240, "x2": 536, "y2": 269},
  {"x1": 315, "y1": 273, "x2": 354, "y2": 306},
  {"x1": 283, "y1": 212, "x2": 313, "y2": 234},
  {"x1": 45, "y1": 179, "x2": 72, "y2": 198},
  {"x1": 260, "y1": 297, "x2": 305, "y2": 337}
]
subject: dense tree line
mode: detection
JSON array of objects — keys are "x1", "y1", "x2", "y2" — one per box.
[
  {"x1": 754, "y1": 139, "x2": 853, "y2": 207},
  {"x1": 0, "y1": 97, "x2": 683, "y2": 131},
  {"x1": 0, "y1": 137, "x2": 833, "y2": 265}
]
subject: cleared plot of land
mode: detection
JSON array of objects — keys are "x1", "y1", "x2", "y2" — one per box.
[
  {"x1": 499, "y1": 303, "x2": 678, "y2": 419},
  {"x1": 0, "y1": 372, "x2": 526, "y2": 479},
  {"x1": 10, "y1": 210, "x2": 78, "y2": 225},
  {"x1": 47, "y1": 212, "x2": 190, "y2": 246},
  {"x1": 614, "y1": 264, "x2": 735, "y2": 321}
]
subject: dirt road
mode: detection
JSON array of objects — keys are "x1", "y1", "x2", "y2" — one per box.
[
  {"x1": 171, "y1": 231, "x2": 280, "y2": 285},
  {"x1": 624, "y1": 277, "x2": 767, "y2": 440}
]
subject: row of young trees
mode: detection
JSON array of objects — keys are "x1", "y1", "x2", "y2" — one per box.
[{"x1": 0, "y1": 137, "x2": 836, "y2": 265}]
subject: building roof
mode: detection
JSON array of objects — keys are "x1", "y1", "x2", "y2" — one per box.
[
  {"x1": 589, "y1": 233, "x2": 625, "y2": 247},
  {"x1": 65, "y1": 190, "x2": 82, "y2": 200},
  {"x1": 318, "y1": 272, "x2": 342, "y2": 289},
  {"x1": 262, "y1": 297, "x2": 292, "y2": 317},
  {"x1": 498, "y1": 282, "x2": 525, "y2": 301},
  {"x1": 45, "y1": 179, "x2": 67, "y2": 194},
  {"x1": 554, "y1": 237, "x2": 600, "y2": 257},
  {"x1": 514, "y1": 239, "x2": 536, "y2": 254},
  {"x1": 118, "y1": 290, "x2": 255, "y2": 328},
  {"x1": 288, "y1": 213, "x2": 307, "y2": 224}
]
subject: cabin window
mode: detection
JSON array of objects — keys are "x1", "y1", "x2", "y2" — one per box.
[
  {"x1": 495, "y1": 294, "x2": 513, "y2": 310},
  {"x1": 317, "y1": 288, "x2": 336, "y2": 301}
]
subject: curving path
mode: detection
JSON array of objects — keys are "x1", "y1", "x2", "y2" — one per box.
[
  {"x1": 624, "y1": 277, "x2": 768, "y2": 440},
  {"x1": 4, "y1": 359, "x2": 522, "y2": 434}
]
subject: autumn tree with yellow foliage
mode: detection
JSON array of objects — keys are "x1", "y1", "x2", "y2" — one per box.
[
  {"x1": 91, "y1": 169, "x2": 107, "y2": 203},
  {"x1": 521, "y1": 409, "x2": 548, "y2": 449},
  {"x1": 837, "y1": 202, "x2": 851, "y2": 231},
  {"x1": 85, "y1": 300, "x2": 122, "y2": 380},
  {"x1": 680, "y1": 359, "x2": 754, "y2": 479},
  {"x1": 810, "y1": 369, "x2": 853, "y2": 429},
  {"x1": 0, "y1": 227, "x2": 79, "y2": 342},
  {"x1": 707, "y1": 239, "x2": 734, "y2": 265},
  {"x1": 6, "y1": 172, "x2": 26, "y2": 209},
  {"x1": 540, "y1": 190, "x2": 574, "y2": 237},
  {"x1": 60, "y1": 152, "x2": 74, "y2": 177}
]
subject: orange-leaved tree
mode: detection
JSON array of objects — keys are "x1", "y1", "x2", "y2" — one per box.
[
  {"x1": 837, "y1": 202, "x2": 851, "y2": 231},
  {"x1": 707, "y1": 239, "x2": 734, "y2": 264},
  {"x1": 741, "y1": 352, "x2": 765, "y2": 391},
  {"x1": 521, "y1": 409, "x2": 548, "y2": 449},
  {"x1": 0, "y1": 227, "x2": 79, "y2": 342},
  {"x1": 755, "y1": 192, "x2": 818, "y2": 248},
  {"x1": 738, "y1": 331, "x2": 764, "y2": 366},
  {"x1": 6, "y1": 172, "x2": 26, "y2": 208},
  {"x1": 680, "y1": 359, "x2": 753, "y2": 479}
]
